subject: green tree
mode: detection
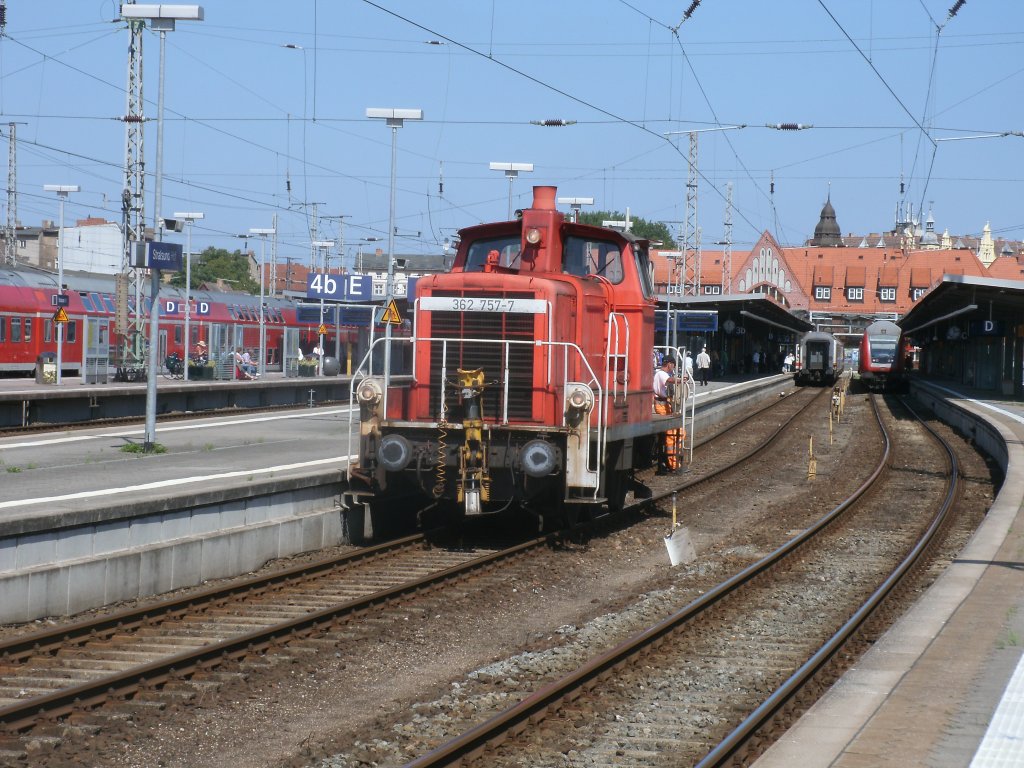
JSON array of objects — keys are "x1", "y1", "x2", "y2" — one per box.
[
  {"x1": 166, "y1": 247, "x2": 258, "y2": 293},
  {"x1": 577, "y1": 211, "x2": 677, "y2": 249}
]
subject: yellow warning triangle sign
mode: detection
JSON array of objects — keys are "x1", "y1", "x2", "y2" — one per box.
[
  {"x1": 317, "y1": 324, "x2": 328, "y2": 336},
  {"x1": 53, "y1": 307, "x2": 69, "y2": 323},
  {"x1": 380, "y1": 299, "x2": 402, "y2": 326}
]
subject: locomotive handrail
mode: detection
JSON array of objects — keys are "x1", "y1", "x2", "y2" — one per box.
[
  {"x1": 347, "y1": 334, "x2": 608, "y2": 486},
  {"x1": 605, "y1": 311, "x2": 629, "y2": 404}
]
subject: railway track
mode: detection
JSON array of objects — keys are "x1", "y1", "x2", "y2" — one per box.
[
  {"x1": 0, "y1": 532, "x2": 533, "y2": 734},
  {"x1": 0, "y1": 384, "x2": 843, "y2": 764},
  {"x1": 399, "y1": 393, "x2": 962, "y2": 767}
]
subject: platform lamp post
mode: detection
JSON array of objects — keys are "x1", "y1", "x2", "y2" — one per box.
[
  {"x1": 250, "y1": 227, "x2": 275, "y2": 377},
  {"x1": 172, "y1": 211, "x2": 203, "y2": 380},
  {"x1": 43, "y1": 184, "x2": 79, "y2": 385},
  {"x1": 366, "y1": 107, "x2": 422, "y2": 392},
  {"x1": 312, "y1": 239, "x2": 335, "y2": 376},
  {"x1": 120, "y1": 3, "x2": 203, "y2": 452},
  {"x1": 489, "y1": 162, "x2": 534, "y2": 220}
]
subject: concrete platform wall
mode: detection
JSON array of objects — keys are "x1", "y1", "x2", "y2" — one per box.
[{"x1": 0, "y1": 483, "x2": 344, "y2": 623}]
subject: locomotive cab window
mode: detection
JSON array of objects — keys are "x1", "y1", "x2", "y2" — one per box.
[
  {"x1": 464, "y1": 235, "x2": 522, "y2": 272},
  {"x1": 563, "y1": 236, "x2": 623, "y2": 283},
  {"x1": 635, "y1": 246, "x2": 655, "y2": 298}
]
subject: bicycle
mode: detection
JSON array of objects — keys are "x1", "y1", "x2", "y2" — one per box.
[{"x1": 163, "y1": 352, "x2": 185, "y2": 380}]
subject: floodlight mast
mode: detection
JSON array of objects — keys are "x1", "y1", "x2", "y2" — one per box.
[
  {"x1": 251, "y1": 226, "x2": 276, "y2": 376},
  {"x1": 43, "y1": 185, "x2": 80, "y2": 385},
  {"x1": 312, "y1": 239, "x2": 335, "y2": 377},
  {"x1": 172, "y1": 211, "x2": 203, "y2": 380},
  {"x1": 557, "y1": 196, "x2": 594, "y2": 223},
  {"x1": 118, "y1": 3, "x2": 204, "y2": 451},
  {"x1": 489, "y1": 162, "x2": 534, "y2": 220},
  {"x1": 366, "y1": 107, "x2": 423, "y2": 393}
]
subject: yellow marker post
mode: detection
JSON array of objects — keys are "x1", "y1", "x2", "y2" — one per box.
[{"x1": 808, "y1": 435, "x2": 816, "y2": 479}]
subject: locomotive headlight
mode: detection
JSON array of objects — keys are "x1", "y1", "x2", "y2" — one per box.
[
  {"x1": 525, "y1": 227, "x2": 543, "y2": 246},
  {"x1": 378, "y1": 434, "x2": 412, "y2": 472},
  {"x1": 520, "y1": 439, "x2": 557, "y2": 478},
  {"x1": 565, "y1": 383, "x2": 594, "y2": 413},
  {"x1": 356, "y1": 377, "x2": 383, "y2": 406}
]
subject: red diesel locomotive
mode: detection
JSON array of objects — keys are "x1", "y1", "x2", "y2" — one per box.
[{"x1": 345, "y1": 186, "x2": 684, "y2": 540}]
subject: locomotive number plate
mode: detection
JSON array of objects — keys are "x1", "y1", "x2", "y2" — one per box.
[{"x1": 419, "y1": 297, "x2": 548, "y2": 314}]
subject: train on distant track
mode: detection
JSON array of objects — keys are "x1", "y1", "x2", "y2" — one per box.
[
  {"x1": 0, "y1": 264, "x2": 359, "y2": 377},
  {"x1": 793, "y1": 330, "x2": 844, "y2": 386},
  {"x1": 344, "y1": 185, "x2": 685, "y2": 542},
  {"x1": 857, "y1": 319, "x2": 911, "y2": 392}
]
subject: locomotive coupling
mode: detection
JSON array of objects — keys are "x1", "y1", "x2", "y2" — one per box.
[{"x1": 456, "y1": 369, "x2": 491, "y2": 515}]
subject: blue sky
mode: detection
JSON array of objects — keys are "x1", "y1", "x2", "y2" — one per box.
[{"x1": 2, "y1": 1, "x2": 1022, "y2": 268}]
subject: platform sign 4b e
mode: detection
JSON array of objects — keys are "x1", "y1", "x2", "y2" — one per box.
[{"x1": 306, "y1": 273, "x2": 373, "y2": 302}]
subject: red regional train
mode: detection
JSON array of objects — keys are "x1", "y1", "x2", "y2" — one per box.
[
  {"x1": 857, "y1": 319, "x2": 911, "y2": 392},
  {"x1": 345, "y1": 185, "x2": 685, "y2": 541},
  {"x1": 0, "y1": 264, "x2": 353, "y2": 377}
]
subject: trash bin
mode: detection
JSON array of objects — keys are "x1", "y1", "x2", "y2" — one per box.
[
  {"x1": 322, "y1": 355, "x2": 341, "y2": 376},
  {"x1": 36, "y1": 352, "x2": 57, "y2": 384}
]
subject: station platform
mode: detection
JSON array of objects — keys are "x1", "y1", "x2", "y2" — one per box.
[
  {"x1": 755, "y1": 378, "x2": 1024, "y2": 767},
  {"x1": 0, "y1": 371, "x2": 790, "y2": 625},
  {"x1": 0, "y1": 368, "x2": 360, "y2": 428}
]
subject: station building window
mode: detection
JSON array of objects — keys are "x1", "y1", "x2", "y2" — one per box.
[
  {"x1": 879, "y1": 287, "x2": 896, "y2": 302},
  {"x1": 814, "y1": 286, "x2": 831, "y2": 301},
  {"x1": 912, "y1": 287, "x2": 926, "y2": 301},
  {"x1": 847, "y1": 287, "x2": 864, "y2": 302}
]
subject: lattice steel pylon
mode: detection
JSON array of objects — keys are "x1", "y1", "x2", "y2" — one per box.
[
  {"x1": 681, "y1": 131, "x2": 700, "y2": 296},
  {"x1": 722, "y1": 182, "x2": 733, "y2": 294},
  {"x1": 117, "y1": 15, "x2": 147, "y2": 376},
  {"x1": 5, "y1": 122, "x2": 16, "y2": 266}
]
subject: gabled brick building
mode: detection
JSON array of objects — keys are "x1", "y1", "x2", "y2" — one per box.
[{"x1": 651, "y1": 197, "x2": 1010, "y2": 339}]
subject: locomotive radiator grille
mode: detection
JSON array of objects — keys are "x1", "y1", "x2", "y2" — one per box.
[{"x1": 427, "y1": 292, "x2": 538, "y2": 422}]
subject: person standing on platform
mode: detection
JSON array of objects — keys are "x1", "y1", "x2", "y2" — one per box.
[
  {"x1": 653, "y1": 355, "x2": 682, "y2": 474},
  {"x1": 696, "y1": 346, "x2": 711, "y2": 386}
]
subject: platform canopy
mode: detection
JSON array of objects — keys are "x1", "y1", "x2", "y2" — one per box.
[{"x1": 899, "y1": 274, "x2": 1024, "y2": 338}]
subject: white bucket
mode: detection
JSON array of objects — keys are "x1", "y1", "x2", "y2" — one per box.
[{"x1": 664, "y1": 526, "x2": 695, "y2": 566}]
